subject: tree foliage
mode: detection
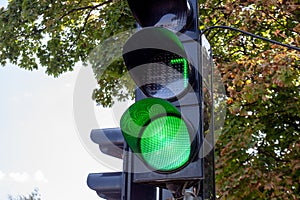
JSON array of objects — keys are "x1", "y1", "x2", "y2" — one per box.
[
  {"x1": 8, "y1": 188, "x2": 41, "y2": 200},
  {"x1": 1, "y1": 0, "x2": 299, "y2": 199},
  {"x1": 0, "y1": 0, "x2": 134, "y2": 75},
  {"x1": 201, "y1": 0, "x2": 300, "y2": 199}
]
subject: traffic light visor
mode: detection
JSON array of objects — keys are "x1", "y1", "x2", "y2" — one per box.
[{"x1": 127, "y1": 0, "x2": 189, "y2": 32}]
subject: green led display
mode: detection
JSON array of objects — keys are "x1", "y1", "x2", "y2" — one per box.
[
  {"x1": 142, "y1": 54, "x2": 190, "y2": 99},
  {"x1": 170, "y1": 58, "x2": 188, "y2": 87}
]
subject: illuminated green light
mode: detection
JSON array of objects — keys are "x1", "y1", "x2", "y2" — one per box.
[
  {"x1": 140, "y1": 116, "x2": 191, "y2": 171},
  {"x1": 120, "y1": 98, "x2": 192, "y2": 172},
  {"x1": 170, "y1": 58, "x2": 189, "y2": 87}
]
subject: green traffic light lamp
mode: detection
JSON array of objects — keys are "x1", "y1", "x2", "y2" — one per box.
[{"x1": 120, "y1": 97, "x2": 197, "y2": 172}]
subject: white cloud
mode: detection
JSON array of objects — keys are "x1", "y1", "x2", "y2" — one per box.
[
  {"x1": 9, "y1": 172, "x2": 30, "y2": 183},
  {"x1": 0, "y1": 171, "x2": 5, "y2": 180},
  {"x1": 6, "y1": 171, "x2": 48, "y2": 183},
  {"x1": 34, "y1": 170, "x2": 48, "y2": 183}
]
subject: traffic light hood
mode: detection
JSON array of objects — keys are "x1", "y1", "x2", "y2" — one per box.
[
  {"x1": 122, "y1": 27, "x2": 187, "y2": 63},
  {"x1": 127, "y1": 0, "x2": 190, "y2": 32}
]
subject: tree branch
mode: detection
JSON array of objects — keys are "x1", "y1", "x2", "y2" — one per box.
[
  {"x1": 0, "y1": 9, "x2": 7, "y2": 16},
  {"x1": 58, "y1": 0, "x2": 113, "y2": 20},
  {"x1": 259, "y1": 9, "x2": 299, "y2": 35},
  {"x1": 72, "y1": 8, "x2": 93, "y2": 48}
]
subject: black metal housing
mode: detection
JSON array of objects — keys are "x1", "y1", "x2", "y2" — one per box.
[
  {"x1": 87, "y1": 172, "x2": 123, "y2": 200},
  {"x1": 121, "y1": 0, "x2": 206, "y2": 197},
  {"x1": 90, "y1": 128, "x2": 124, "y2": 159}
]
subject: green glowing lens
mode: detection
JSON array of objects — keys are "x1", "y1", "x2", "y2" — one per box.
[
  {"x1": 140, "y1": 116, "x2": 191, "y2": 171},
  {"x1": 120, "y1": 98, "x2": 193, "y2": 172}
]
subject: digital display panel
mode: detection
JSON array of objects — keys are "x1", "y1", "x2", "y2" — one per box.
[{"x1": 141, "y1": 52, "x2": 190, "y2": 99}]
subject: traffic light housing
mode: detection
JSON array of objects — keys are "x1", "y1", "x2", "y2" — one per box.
[
  {"x1": 121, "y1": 28, "x2": 203, "y2": 198},
  {"x1": 87, "y1": 128, "x2": 157, "y2": 200},
  {"x1": 87, "y1": 172, "x2": 123, "y2": 200},
  {"x1": 120, "y1": 0, "x2": 213, "y2": 198},
  {"x1": 87, "y1": 0, "x2": 215, "y2": 199}
]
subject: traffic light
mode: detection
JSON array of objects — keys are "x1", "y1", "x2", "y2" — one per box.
[
  {"x1": 121, "y1": 97, "x2": 197, "y2": 173},
  {"x1": 87, "y1": 128, "x2": 123, "y2": 200},
  {"x1": 87, "y1": 0, "x2": 215, "y2": 199},
  {"x1": 120, "y1": 0, "x2": 215, "y2": 199},
  {"x1": 87, "y1": 172, "x2": 123, "y2": 200},
  {"x1": 87, "y1": 128, "x2": 157, "y2": 200}
]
